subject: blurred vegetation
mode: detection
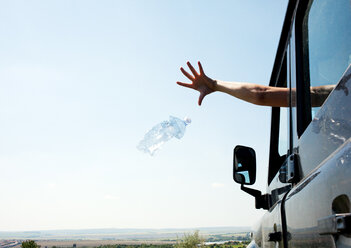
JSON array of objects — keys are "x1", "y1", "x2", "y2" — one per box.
[
  {"x1": 175, "y1": 231, "x2": 204, "y2": 248},
  {"x1": 21, "y1": 240, "x2": 41, "y2": 248},
  {"x1": 97, "y1": 245, "x2": 173, "y2": 248},
  {"x1": 205, "y1": 232, "x2": 250, "y2": 242},
  {"x1": 95, "y1": 241, "x2": 250, "y2": 248},
  {"x1": 205, "y1": 241, "x2": 250, "y2": 248}
]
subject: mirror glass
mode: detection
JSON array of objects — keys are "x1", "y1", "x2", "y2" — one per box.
[{"x1": 233, "y1": 145, "x2": 256, "y2": 185}]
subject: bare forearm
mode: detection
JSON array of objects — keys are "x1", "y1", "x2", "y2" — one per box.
[
  {"x1": 310, "y1": 85, "x2": 335, "y2": 107},
  {"x1": 214, "y1": 80, "x2": 289, "y2": 107}
]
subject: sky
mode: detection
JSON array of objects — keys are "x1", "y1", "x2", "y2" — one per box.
[{"x1": 0, "y1": 0, "x2": 288, "y2": 231}]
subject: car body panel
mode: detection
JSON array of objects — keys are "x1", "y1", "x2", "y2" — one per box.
[{"x1": 298, "y1": 66, "x2": 351, "y2": 179}]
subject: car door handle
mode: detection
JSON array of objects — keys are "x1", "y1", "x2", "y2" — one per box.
[
  {"x1": 268, "y1": 231, "x2": 282, "y2": 242},
  {"x1": 318, "y1": 213, "x2": 351, "y2": 235}
]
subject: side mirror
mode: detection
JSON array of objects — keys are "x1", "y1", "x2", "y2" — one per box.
[
  {"x1": 233, "y1": 145, "x2": 270, "y2": 210},
  {"x1": 233, "y1": 145, "x2": 256, "y2": 185}
]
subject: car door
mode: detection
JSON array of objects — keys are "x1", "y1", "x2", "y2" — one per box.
[{"x1": 283, "y1": 0, "x2": 351, "y2": 247}]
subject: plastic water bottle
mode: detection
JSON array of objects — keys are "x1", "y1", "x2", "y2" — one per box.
[{"x1": 137, "y1": 116, "x2": 191, "y2": 156}]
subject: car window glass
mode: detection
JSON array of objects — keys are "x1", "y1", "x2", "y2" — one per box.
[
  {"x1": 303, "y1": 0, "x2": 351, "y2": 118},
  {"x1": 278, "y1": 107, "x2": 288, "y2": 156}
]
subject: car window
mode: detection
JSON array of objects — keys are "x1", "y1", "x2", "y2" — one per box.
[
  {"x1": 302, "y1": 0, "x2": 351, "y2": 118},
  {"x1": 278, "y1": 106, "x2": 288, "y2": 156},
  {"x1": 268, "y1": 54, "x2": 288, "y2": 185}
]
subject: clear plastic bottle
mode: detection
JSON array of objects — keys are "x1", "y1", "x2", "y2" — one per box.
[{"x1": 137, "y1": 116, "x2": 191, "y2": 156}]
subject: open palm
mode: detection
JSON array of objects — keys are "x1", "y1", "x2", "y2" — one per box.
[{"x1": 177, "y1": 61, "x2": 216, "y2": 106}]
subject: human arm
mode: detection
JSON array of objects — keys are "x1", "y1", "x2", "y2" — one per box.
[
  {"x1": 215, "y1": 80, "x2": 289, "y2": 107},
  {"x1": 177, "y1": 61, "x2": 289, "y2": 107},
  {"x1": 310, "y1": 85, "x2": 335, "y2": 107}
]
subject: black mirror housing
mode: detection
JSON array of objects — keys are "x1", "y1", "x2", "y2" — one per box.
[{"x1": 233, "y1": 145, "x2": 257, "y2": 185}]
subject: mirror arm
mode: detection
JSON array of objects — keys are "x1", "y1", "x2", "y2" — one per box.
[
  {"x1": 240, "y1": 184, "x2": 261, "y2": 197},
  {"x1": 241, "y1": 184, "x2": 271, "y2": 210}
]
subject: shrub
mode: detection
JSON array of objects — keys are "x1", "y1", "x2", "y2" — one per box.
[{"x1": 175, "y1": 231, "x2": 204, "y2": 248}]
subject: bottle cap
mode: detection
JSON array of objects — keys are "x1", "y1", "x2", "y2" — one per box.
[{"x1": 184, "y1": 117, "x2": 192, "y2": 124}]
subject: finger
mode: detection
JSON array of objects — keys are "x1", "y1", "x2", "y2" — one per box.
[
  {"x1": 198, "y1": 92, "x2": 205, "y2": 106},
  {"x1": 198, "y1": 61, "x2": 205, "y2": 75},
  {"x1": 177, "y1": 81, "x2": 194, "y2": 89},
  {"x1": 180, "y1": 67, "x2": 195, "y2": 81},
  {"x1": 187, "y1": 61, "x2": 199, "y2": 77}
]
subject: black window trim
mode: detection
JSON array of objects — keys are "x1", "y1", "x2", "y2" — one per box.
[
  {"x1": 267, "y1": 0, "x2": 315, "y2": 184},
  {"x1": 295, "y1": 0, "x2": 312, "y2": 137},
  {"x1": 267, "y1": 0, "x2": 297, "y2": 185}
]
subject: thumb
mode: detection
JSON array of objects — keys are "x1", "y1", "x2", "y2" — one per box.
[{"x1": 198, "y1": 92, "x2": 205, "y2": 106}]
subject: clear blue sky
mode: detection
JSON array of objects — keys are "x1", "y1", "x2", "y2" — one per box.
[{"x1": 0, "y1": 0, "x2": 288, "y2": 231}]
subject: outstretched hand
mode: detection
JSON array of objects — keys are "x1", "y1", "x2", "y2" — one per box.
[{"x1": 177, "y1": 61, "x2": 216, "y2": 106}]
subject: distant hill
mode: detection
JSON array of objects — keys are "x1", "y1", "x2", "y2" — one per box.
[{"x1": 0, "y1": 227, "x2": 250, "y2": 240}]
